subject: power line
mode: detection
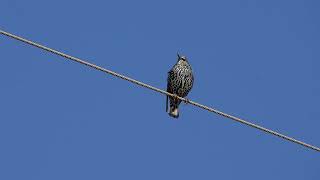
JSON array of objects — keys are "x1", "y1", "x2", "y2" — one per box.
[{"x1": 1, "y1": 29, "x2": 319, "y2": 152}]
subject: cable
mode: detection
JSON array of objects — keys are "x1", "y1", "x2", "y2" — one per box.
[{"x1": 1, "y1": 29, "x2": 319, "y2": 152}]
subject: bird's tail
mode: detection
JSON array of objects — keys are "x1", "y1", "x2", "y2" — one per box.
[{"x1": 168, "y1": 105, "x2": 179, "y2": 118}]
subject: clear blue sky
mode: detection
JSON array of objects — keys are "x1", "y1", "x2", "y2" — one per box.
[{"x1": 1, "y1": 0, "x2": 319, "y2": 179}]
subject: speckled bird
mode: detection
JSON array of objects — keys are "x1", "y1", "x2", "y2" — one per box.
[{"x1": 166, "y1": 53, "x2": 194, "y2": 118}]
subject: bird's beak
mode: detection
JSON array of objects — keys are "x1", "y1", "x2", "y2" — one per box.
[{"x1": 177, "y1": 52, "x2": 181, "y2": 59}]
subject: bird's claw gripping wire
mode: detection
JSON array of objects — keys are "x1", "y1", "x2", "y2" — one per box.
[
  {"x1": 183, "y1": 98, "x2": 190, "y2": 105},
  {"x1": 172, "y1": 94, "x2": 179, "y2": 100}
]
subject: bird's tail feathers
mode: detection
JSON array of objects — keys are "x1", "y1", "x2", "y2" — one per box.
[{"x1": 169, "y1": 106, "x2": 179, "y2": 118}]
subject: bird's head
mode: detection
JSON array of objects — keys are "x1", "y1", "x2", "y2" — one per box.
[{"x1": 177, "y1": 53, "x2": 188, "y2": 62}]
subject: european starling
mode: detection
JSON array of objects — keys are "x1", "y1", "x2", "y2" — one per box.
[{"x1": 166, "y1": 53, "x2": 194, "y2": 118}]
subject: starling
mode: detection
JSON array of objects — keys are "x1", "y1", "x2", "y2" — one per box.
[{"x1": 166, "y1": 53, "x2": 194, "y2": 118}]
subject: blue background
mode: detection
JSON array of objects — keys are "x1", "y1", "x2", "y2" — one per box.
[{"x1": 1, "y1": 0, "x2": 319, "y2": 179}]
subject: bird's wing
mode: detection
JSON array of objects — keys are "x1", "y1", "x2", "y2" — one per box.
[
  {"x1": 166, "y1": 70, "x2": 174, "y2": 112},
  {"x1": 181, "y1": 69, "x2": 194, "y2": 97}
]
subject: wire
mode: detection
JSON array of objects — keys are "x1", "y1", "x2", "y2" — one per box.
[{"x1": 1, "y1": 29, "x2": 319, "y2": 152}]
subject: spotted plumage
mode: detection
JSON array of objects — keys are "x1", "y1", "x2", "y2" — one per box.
[{"x1": 166, "y1": 53, "x2": 194, "y2": 118}]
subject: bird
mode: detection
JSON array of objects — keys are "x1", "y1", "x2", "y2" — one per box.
[{"x1": 166, "y1": 53, "x2": 194, "y2": 118}]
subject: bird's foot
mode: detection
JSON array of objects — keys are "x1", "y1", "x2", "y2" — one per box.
[
  {"x1": 172, "y1": 94, "x2": 179, "y2": 100},
  {"x1": 184, "y1": 98, "x2": 190, "y2": 105}
]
